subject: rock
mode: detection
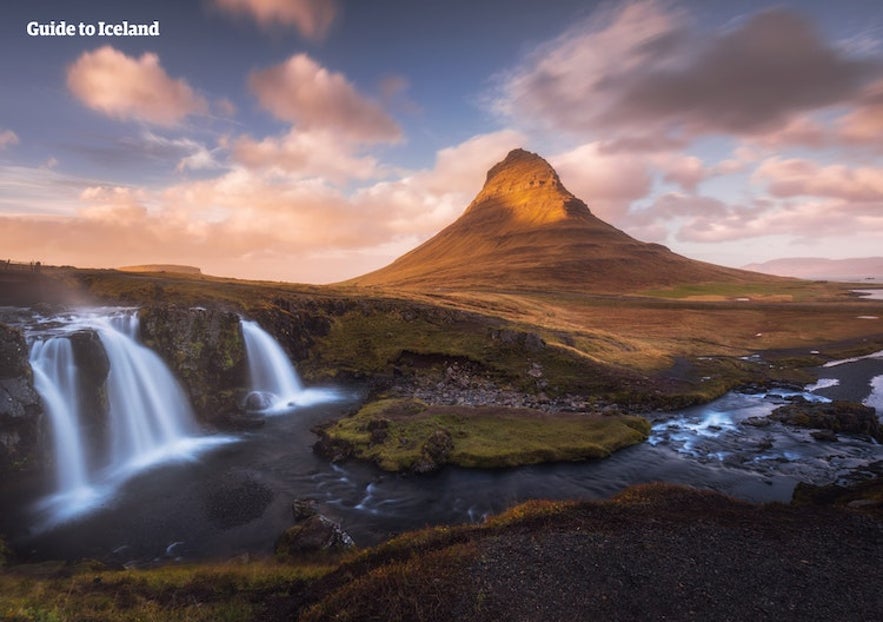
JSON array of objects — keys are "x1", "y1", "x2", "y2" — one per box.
[
  {"x1": 68, "y1": 330, "x2": 110, "y2": 451},
  {"x1": 0, "y1": 323, "x2": 43, "y2": 472},
  {"x1": 770, "y1": 400, "x2": 882, "y2": 441},
  {"x1": 810, "y1": 429, "x2": 838, "y2": 442},
  {"x1": 743, "y1": 416, "x2": 771, "y2": 427},
  {"x1": 367, "y1": 417, "x2": 390, "y2": 445},
  {"x1": 139, "y1": 305, "x2": 247, "y2": 428},
  {"x1": 291, "y1": 498, "x2": 319, "y2": 521},
  {"x1": 243, "y1": 391, "x2": 274, "y2": 412},
  {"x1": 275, "y1": 514, "x2": 355, "y2": 558},
  {"x1": 312, "y1": 430, "x2": 354, "y2": 463},
  {"x1": 412, "y1": 428, "x2": 454, "y2": 473}
]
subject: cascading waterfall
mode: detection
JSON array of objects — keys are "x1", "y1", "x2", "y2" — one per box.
[
  {"x1": 240, "y1": 318, "x2": 340, "y2": 412},
  {"x1": 29, "y1": 338, "x2": 90, "y2": 500},
  {"x1": 97, "y1": 313, "x2": 199, "y2": 470},
  {"x1": 27, "y1": 309, "x2": 233, "y2": 527}
]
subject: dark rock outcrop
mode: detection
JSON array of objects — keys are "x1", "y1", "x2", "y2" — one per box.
[
  {"x1": 67, "y1": 330, "x2": 110, "y2": 453},
  {"x1": 139, "y1": 306, "x2": 247, "y2": 428},
  {"x1": 275, "y1": 498, "x2": 355, "y2": 558},
  {"x1": 413, "y1": 428, "x2": 454, "y2": 473},
  {"x1": 0, "y1": 323, "x2": 43, "y2": 471},
  {"x1": 770, "y1": 399, "x2": 882, "y2": 441}
]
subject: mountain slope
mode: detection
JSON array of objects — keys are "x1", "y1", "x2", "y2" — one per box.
[{"x1": 349, "y1": 149, "x2": 778, "y2": 293}]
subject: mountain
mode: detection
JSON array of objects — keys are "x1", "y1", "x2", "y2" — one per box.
[
  {"x1": 118, "y1": 264, "x2": 202, "y2": 275},
  {"x1": 742, "y1": 257, "x2": 883, "y2": 282},
  {"x1": 349, "y1": 149, "x2": 777, "y2": 293}
]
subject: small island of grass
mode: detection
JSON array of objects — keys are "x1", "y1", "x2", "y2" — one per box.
[{"x1": 314, "y1": 398, "x2": 651, "y2": 472}]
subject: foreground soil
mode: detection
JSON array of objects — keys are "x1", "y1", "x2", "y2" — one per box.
[
  {"x1": 2, "y1": 485, "x2": 881, "y2": 621},
  {"x1": 302, "y1": 484, "x2": 883, "y2": 621}
]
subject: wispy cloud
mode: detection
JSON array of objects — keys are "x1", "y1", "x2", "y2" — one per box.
[{"x1": 0, "y1": 129, "x2": 19, "y2": 150}]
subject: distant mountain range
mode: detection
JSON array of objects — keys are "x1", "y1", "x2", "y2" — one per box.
[
  {"x1": 742, "y1": 258, "x2": 883, "y2": 282},
  {"x1": 348, "y1": 149, "x2": 782, "y2": 293}
]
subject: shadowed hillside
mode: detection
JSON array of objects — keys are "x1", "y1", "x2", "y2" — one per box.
[{"x1": 349, "y1": 149, "x2": 783, "y2": 293}]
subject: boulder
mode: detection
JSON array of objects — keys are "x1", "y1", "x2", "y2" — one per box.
[
  {"x1": 0, "y1": 323, "x2": 43, "y2": 472},
  {"x1": 770, "y1": 399, "x2": 882, "y2": 442},
  {"x1": 413, "y1": 428, "x2": 454, "y2": 473},
  {"x1": 275, "y1": 499, "x2": 355, "y2": 558}
]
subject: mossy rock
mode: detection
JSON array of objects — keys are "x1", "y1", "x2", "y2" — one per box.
[{"x1": 771, "y1": 400, "x2": 882, "y2": 441}]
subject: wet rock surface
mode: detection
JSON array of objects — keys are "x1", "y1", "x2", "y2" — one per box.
[
  {"x1": 275, "y1": 497, "x2": 355, "y2": 558},
  {"x1": 139, "y1": 305, "x2": 247, "y2": 428},
  {"x1": 0, "y1": 323, "x2": 42, "y2": 472}
]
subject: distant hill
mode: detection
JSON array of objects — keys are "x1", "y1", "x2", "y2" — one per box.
[
  {"x1": 742, "y1": 258, "x2": 883, "y2": 282},
  {"x1": 118, "y1": 264, "x2": 202, "y2": 275},
  {"x1": 348, "y1": 149, "x2": 783, "y2": 293}
]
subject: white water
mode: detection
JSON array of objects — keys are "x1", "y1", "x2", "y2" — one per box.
[
  {"x1": 29, "y1": 339, "x2": 90, "y2": 498},
  {"x1": 240, "y1": 319, "x2": 340, "y2": 412},
  {"x1": 27, "y1": 309, "x2": 234, "y2": 527},
  {"x1": 865, "y1": 375, "x2": 883, "y2": 416}
]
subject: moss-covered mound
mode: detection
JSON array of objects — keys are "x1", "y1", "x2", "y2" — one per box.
[
  {"x1": 770, "y1": 399, "x2": 882, "y2": 441},
  {"x1": 313, "y1": 398, "x2": 650, "y2": 472}
]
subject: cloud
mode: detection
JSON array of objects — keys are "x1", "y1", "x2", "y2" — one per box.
[
  {"x1": 67, "y1": 46, "x2": 207, "y2": 126},
  {"x1": 232, "y1": 128, "x2": 381, "y2": 180},
  {"x1": 0, "y1": 129, "x2": 19, "y2": 150},
  {"x1": 550, "y1": 142, "x2": 653, "y2": 222},
  {"x1": 213, "y1": 0, "x2": 338, "y2": 40},
  {"x1": 249, "y1": 53, "x2": 400, "y2": 142},
  {"x1": 497, "y1": 1, "x2": 882, "y2": 143},
  {"x1": 79, "y1": 186, "x2": 149, "y2": 224},
  {"x1": 352, "y1": 129, "x2": 527, "y2": 236},
  {"x1": 754, "y1": 157, "x2": 883, "y2": 202}
]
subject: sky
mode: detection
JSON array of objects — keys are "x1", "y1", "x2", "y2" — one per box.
[{"x1": 1, "y1": 0, "x2": 882, "y2": 283}]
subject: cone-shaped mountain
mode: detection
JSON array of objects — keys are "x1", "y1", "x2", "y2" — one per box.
[{"x1": 349, "y1": 149, "x2": 775, "y2": 292}]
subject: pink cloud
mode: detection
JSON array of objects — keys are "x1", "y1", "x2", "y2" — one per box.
[
  {"x1": 213, "y1": 0, "x2": 337, "y2": 40},
  {"x1": 67, "y1": 46, "x2": 207, "y2": 126},
  {"x1": 233, "y1": 129, "x2": 382, "y2": 181},
  {"x1": 352, "y1": 130, "x2": 526, "y2": 236},
  {"x1": 551, "y1": 142, "x2": 653, "y2": 223},
  {"x1": 754, "y1": 158, "x2": 883, "y2": 202},
  {"x1": 249, "y1": 54, "x2": 400, "y2": 142},
  {"x1": 0, "y1": 129, "x2": 19, "y2": 149},
  {"x1": 498, "y1": 2, "x2": 881, "y2": 143}
]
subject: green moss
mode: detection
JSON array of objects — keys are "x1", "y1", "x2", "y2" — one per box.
[{"x1": 318, "y1": 398, "x2": 650, "y2": 472}]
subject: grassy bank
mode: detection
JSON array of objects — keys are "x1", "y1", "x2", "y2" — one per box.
[
  {"x1": 0, "y1": 560, "x2": 332, "y2": 622},
  {"x1": 314, "y1": 398, "x2": 651, "y2": 472}
]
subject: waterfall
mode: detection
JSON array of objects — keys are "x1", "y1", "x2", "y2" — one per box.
[
  {"x1": 29, "y1": 338, "x2": 90, "y2": 498},
  {"x1": 240, "y1": 318, "x2": 340, "y2": 412},
  {"x1": 27, "y1": 309, "x2": 233, "y2": 527},
  {"x1": 96, "y1": 313, "x2": 199, "y2": 470}
]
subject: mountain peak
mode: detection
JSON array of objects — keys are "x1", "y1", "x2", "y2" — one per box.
[
  {"x1": 347, "y1": 149, "x2": 770, "y2": 292},
  {"x1": 467, "y1": 148, "x2": 589, "y2": 226}
]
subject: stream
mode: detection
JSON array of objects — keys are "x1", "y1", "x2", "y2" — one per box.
[{"x1": 1, "y1": 310, "x2": 882, "y2": 566}]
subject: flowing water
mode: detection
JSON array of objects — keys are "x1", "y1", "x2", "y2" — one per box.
[
  {"x1": 3, "y1": 309, "x2": 882, "y2": 566},
  {"x1": 23, "y1": 309, "x2": 235, "y2": 529},
  {"x1": 239, "y1": 318, "x2": 341, "y2": 412}
]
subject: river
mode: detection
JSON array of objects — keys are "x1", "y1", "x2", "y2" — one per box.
[{"x1": 2, "y1": 313, "x2": 882, "y2": 566}]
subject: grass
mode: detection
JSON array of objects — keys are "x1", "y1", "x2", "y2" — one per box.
[
  {"x1": 0, "y1": 560, "x2": 332, "y2": 622},
  {"x1": 317, "y1": 398, "x2": 651, "y2": 471},
  {"x1": 637, "y1": 280, "x2": 851, "y2": 302}
]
